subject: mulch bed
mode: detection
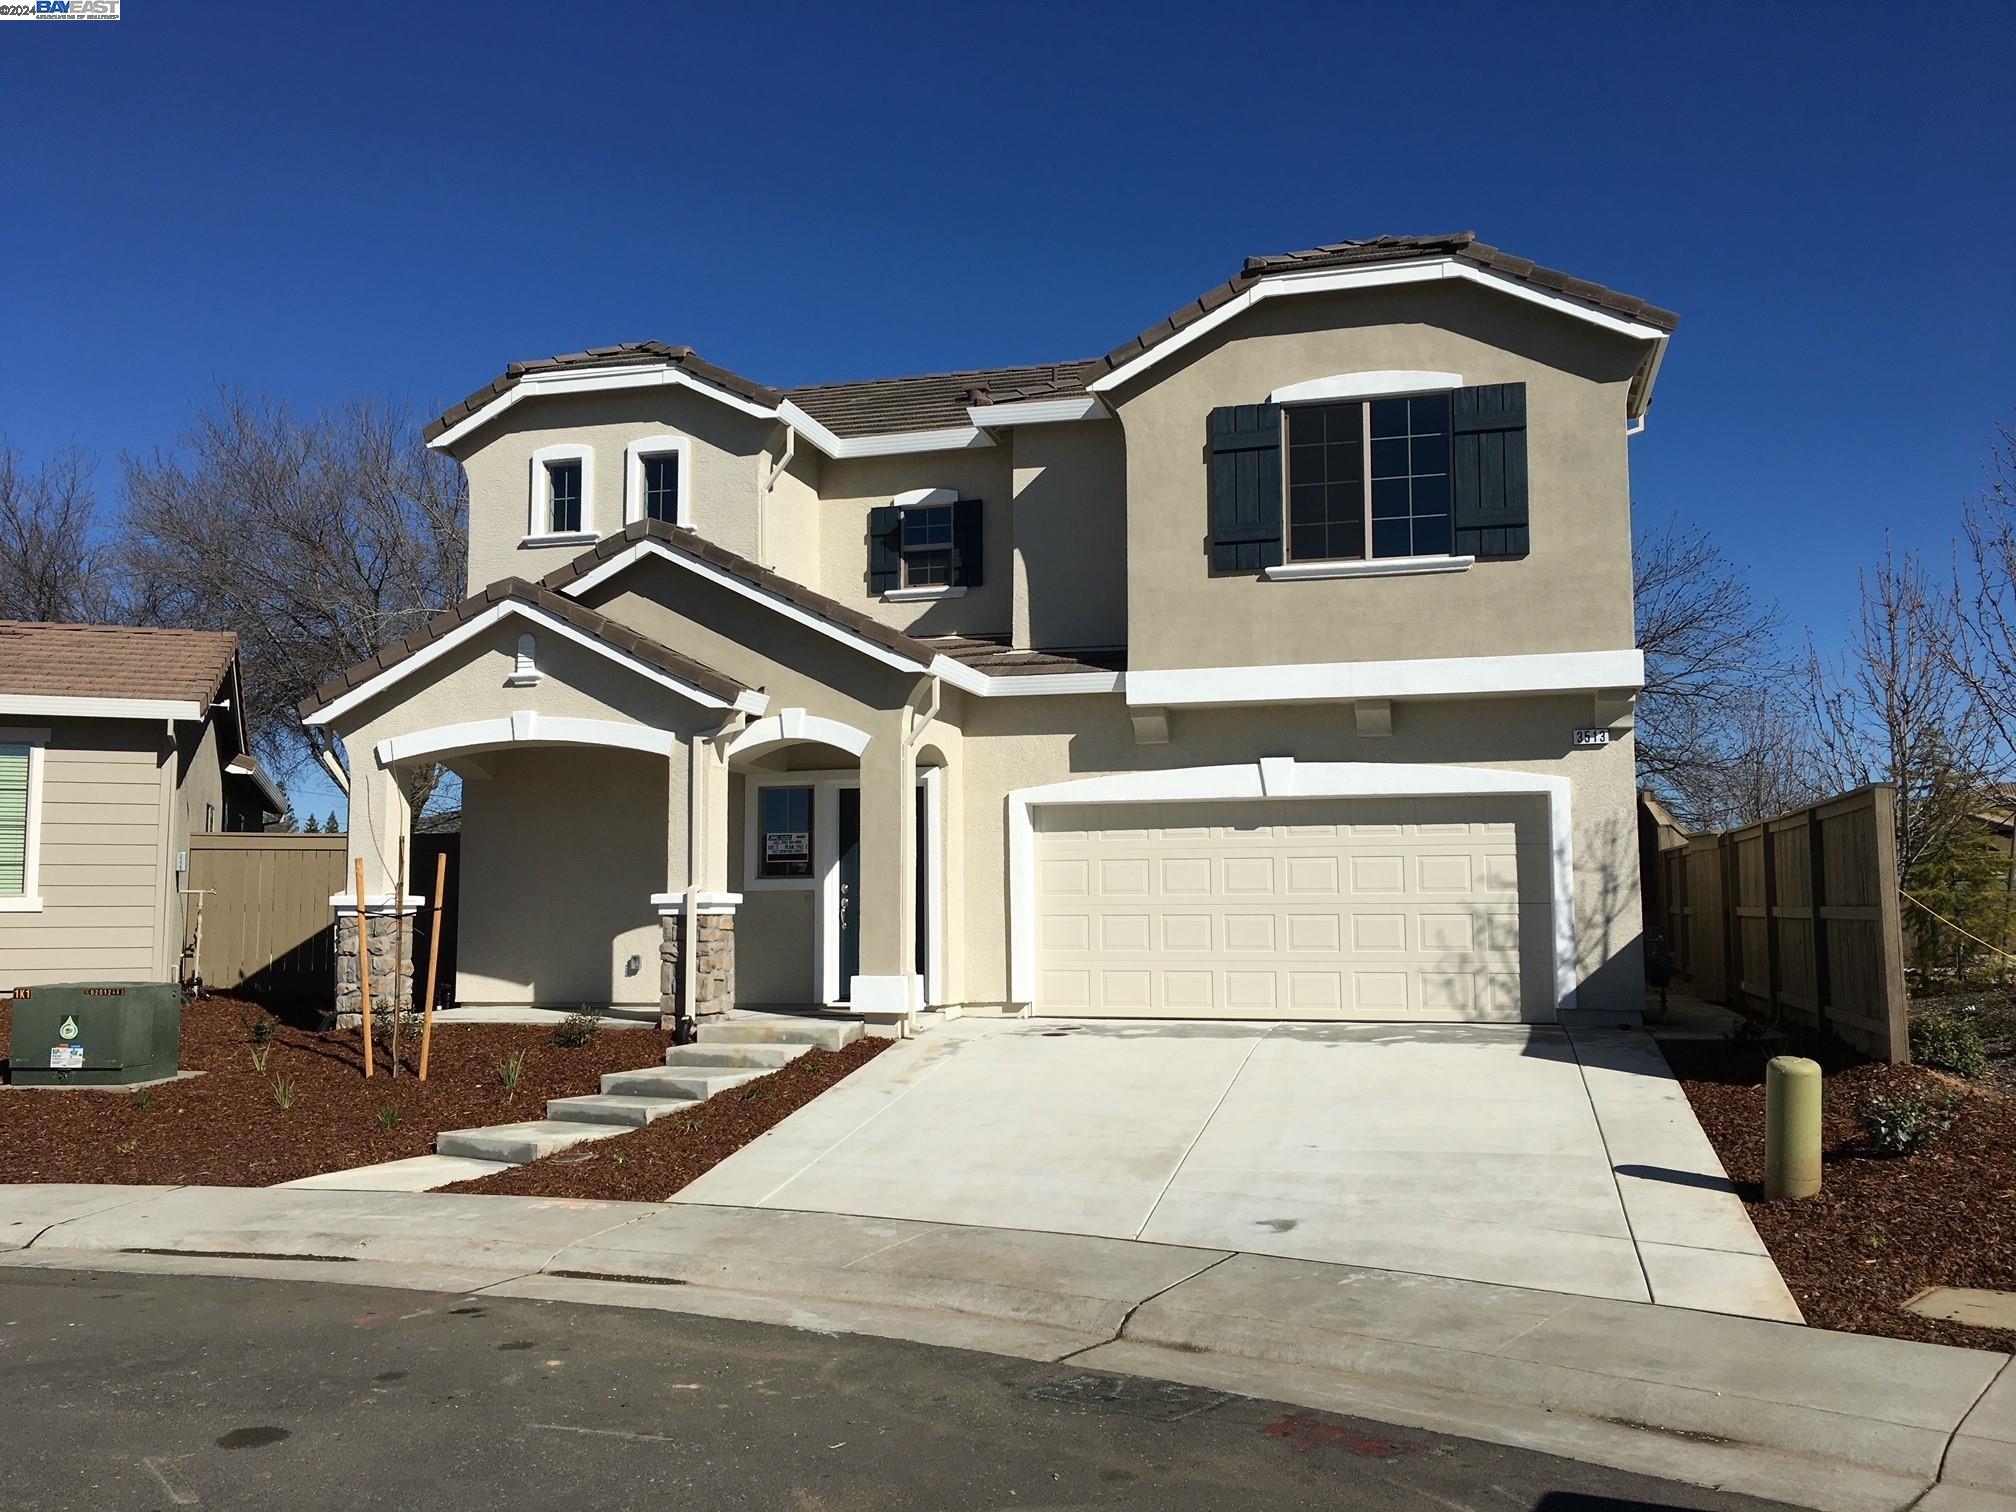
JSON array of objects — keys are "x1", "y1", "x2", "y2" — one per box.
[
  {"x1": 0, "y1": 995, "x2": 670, "y2": 1187},
  {"x1": 438, "y1": 1035, "x2": 890, "y2": 1202},
  {"x1": 1910, "y1": 981, "x2": 2016, "y2": 1100},
  {"x1": 1663, "y1": 1037, "x2": 2016, "y2": 1351}
]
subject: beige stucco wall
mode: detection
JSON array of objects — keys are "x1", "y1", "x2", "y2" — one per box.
[
  {"x1": 762, "y1": 436, "x2": 824, "y2": 589},
  {"x1": 942, "y1": 692, "x2": 1643, "y2": 1018},
  {"x1": 1009, "y1": 421, "x2": 1126, "y2": 651},
  {"x1": 812, "y1": 449, "x2": 1016, "y2": 638},
  {"x1": 1110, "y1": 281, "x2": 1646, "y2": 671},
  {"x1": 0, "y1": 720, "x2": 171, "y2": 988},
  {"x1": 454, "y1": 387, "x2": 778, "y2": 594}
]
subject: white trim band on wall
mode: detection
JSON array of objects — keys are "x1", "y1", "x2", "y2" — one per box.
[
  {"x1": 1124, "y1": 649, "x2": 1645, "y2": 709},
  {"x1": 1268, "y1": 370, "x2": 1463, "y2": 405},
  {"x1": 1004, "y1": 759, "x2": 1578, "y2": 1019},
  {"x1": 376, "y1": 710, "x2": 679, "y2": 767},
  {"x1": 726, "y1": 708, "x2": 873, "y2": 760},
  {"x1": 651, "y1": 890, "x2": 742, "y2": 917}
]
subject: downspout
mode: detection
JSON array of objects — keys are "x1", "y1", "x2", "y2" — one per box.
[
  {"x1": 760, "y1": 423, "x2": 798, "y2": 570},
  {"x1": 906, "y1": 674, "x2": 941, "y2": 753}
]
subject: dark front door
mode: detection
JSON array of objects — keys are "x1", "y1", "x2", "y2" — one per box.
[{"x1": 838, "y1": 786, "x2": 861, "y2": 997}]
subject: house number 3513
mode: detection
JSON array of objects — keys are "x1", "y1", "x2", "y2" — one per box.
[{"x1": 1572, "y1": 728, "x2": 1611, "y2": 747}]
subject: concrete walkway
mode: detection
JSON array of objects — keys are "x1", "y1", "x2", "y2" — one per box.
[
  {"x1": 675, "y1": 1017, "x2": 1797, "y2": 1320},
  {"x1": 0, "y1": 1183, "x2": 2006, "y2": 1512}
]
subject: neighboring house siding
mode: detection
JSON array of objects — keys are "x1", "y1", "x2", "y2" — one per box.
[
  {"x1": 457, "y1": 388, "x2": 774, "y2": 593},
  {"x1": 0, "y1": 721, "x2": 168, "y2": 988},
  {"x1": 1110, "y1": 282, "x2": 1643, "y2": 672}
]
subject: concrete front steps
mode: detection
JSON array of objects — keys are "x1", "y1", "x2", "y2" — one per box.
[{"x1": 434, "y1": 1014, "x2": 864, "y2": 1166}]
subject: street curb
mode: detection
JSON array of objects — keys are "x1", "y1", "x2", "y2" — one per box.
[{"x1": 2, "y1": 1183, "x2": 2010, "y2": 1512}]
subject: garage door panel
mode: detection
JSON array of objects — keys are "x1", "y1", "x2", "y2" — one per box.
[{"x1": 1034, "y1": 796, "x2": 1548, "y2": 1022}]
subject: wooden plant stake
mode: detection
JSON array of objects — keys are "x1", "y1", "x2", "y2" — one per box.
[
  {"x1": 391, "y1": 836, "x2": 406, "y2": 1078},
  {"x1": 355, "y1": 856, "x2": 375, "y2": 1078},
  {"x1": 419, "y1": 849, "x2": 446, "y2": 1082}
]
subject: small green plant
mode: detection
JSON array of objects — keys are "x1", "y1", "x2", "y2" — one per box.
[
  {"x1": 551, "y1": 1010, "x2": 602, "y2": 1049},
  {"x1": 496, "y1": 1049, "x2": 527, "y2": 1092},
  {"x1": 270, "y1": 1075, "x2": 298, "y2": 1110},
  {"x1": 1860, "y1": 1088, "x2": 1958, "y2": 1156},
  {"x1": 612, "y1": 1151, "x2": 627, "y2": 1166},
  {"x1": 129, "y1": 1088, "x2": 153, "y2": 1111},
  {"x1": 376, "y1": 1104, "x2": 401, "y2": 1129},
  {"x1": 115, "y1": 1139, "x2": 139, "y2": 1155},
  {"x1": 249, "y1": 1044, "x2": 271, "y2": 1072},
  {"x1": 249, "y1": 1018, "x2": 273, "y2": 1047},
  {"x1": 1910, "y1": 1012, "x2": 1987, "y2": 1079}
]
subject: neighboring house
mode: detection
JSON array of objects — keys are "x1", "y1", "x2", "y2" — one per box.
[
  {"x1": 303, "y1": 230, "x2": 1671, "y2": 1028},
  {"x1": 0, "y1": 622, "x2": 287, "y2": 990}
]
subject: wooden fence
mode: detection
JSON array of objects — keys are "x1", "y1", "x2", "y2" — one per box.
[
  {"x1": 1656, "y1": 785, "x2": 1910, "y2": 1062},
  {"x1": 186, "y1": 833, "x2": 458, "y2": 1001}
]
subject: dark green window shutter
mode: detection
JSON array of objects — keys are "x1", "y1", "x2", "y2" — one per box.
[
  {"x1": 1451, "y1": 383, "x2": 1529, "y2": 559},
  {"x1": 1207, "y1": 403, "x2": 1284, "y2": 573},
  {"x1": 950, "y1": 499, "x2": 984, "y2": 588},
  {"x1": 868, "y1": 506, "x2": 902, "y2": 592}
]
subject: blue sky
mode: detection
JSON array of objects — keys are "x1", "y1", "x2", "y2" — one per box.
[{"x1": 4, "y1": 2, "x2": 2011, "y2": 815}]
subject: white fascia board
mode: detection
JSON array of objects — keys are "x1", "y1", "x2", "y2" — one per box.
[
  {"x1": 225, "y1": 756, "x2": 289, "y2": 813},
  {"x1": 0, "y1": 694, "x2": 206, "y2": 722},
  {"x1": 966, "y1": 396, "x2": 1109, "y2": 428},
  {"x1": 561, "y1": 539, "x2": 929, "y2": 676},
  {"x1": 1087, "y1": 259, "x2": 1670, "y2": 413},
  {"x1": 774, "y1": 400, "x2": 993, "y2": 460},
  {"x1": 924, "y1": 654, "x2": 1123, "y2": 699},
  {"x1": 302, "y1": 599, "x2": 748, "y2": 727},
  {"x1": 1124, "y1": 649, "x2": 1644, "y2": 709},
  {"x1": 1268, "y1": 370, "x2": 1463, "y2": 405},
  {"x1": 431, "y1": 364, "x2": 782, "y2": 452},
  {"x1": 1006, "y1": 758, "x2": 1577, "y2": 1015}
]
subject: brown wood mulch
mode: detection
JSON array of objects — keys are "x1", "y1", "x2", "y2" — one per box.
[
  {"x1": 0, "y1": 996, "x2": 671, "y2": 1188},
  {"x1": 1662, "y1": 1037, "x2": 2016, "y2": 1351},
  {"x1": 438, "y1": 1035, "x2": 891, "y2": 1202}
]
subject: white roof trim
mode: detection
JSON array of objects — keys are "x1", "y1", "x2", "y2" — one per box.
[
  {"x1": 1124, "y1": 649, "x2": 1644, "y2": 709},
  {"x1": 430, "y1": 363, "x2": 780, "y2": 451},
  {"x1": 225, "y1": 755, "x2": 289, "y2": 813},
  {"x1": 558, "y1": 538, "x2": 928, "y2": 675},
  {"x1": 0, "y1": 694, "x2": 206, "y2": 722},
  {"x1": 1088, "y1": 258, "x2": 1670, "y2": 415},
  {"x1": 301, "y1": 598, "x2": 761, "y2": 727},
  {"x1": 927, "y1": 654, "x2": 1123, "y2": 698},
  {"x1": 776, "y1": 400, "x2": 994, "y2": 459},
  {"x1": 1269, "y1": 370, "x2": 1463, "y2": 405},
  {"x1": 966, "y1": 395, "x2": 1109, "y2": 428}
]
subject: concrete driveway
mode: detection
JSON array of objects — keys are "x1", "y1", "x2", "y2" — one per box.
[{"x1": 676, "y1": 1017, "x2": 1801, "y2": 1321}]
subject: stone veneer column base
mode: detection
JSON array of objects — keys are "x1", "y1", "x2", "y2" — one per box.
[
  {"x1": 655, "y1": 892, "x2": 740, "y2": 1032},
  {"x1": 333, "y1": 908, "x2": 417, "y2": 1025}
]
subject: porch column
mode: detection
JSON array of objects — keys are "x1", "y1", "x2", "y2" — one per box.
[
  {"x1": 851, "y1": 722, "x2": 918, "y2": 1014},
  {"x1": 655, "y1": 732, "x2": 738, "y2": 1028},
  {"x1": 333, "y1": 759, "x2": 417, "y2": 1025}
]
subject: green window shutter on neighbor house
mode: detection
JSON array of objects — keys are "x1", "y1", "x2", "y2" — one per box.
[{"x1": 0, "y1": 745, "x2": 28, "y2": 896}]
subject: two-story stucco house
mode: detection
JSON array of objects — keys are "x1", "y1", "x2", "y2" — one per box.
[{"x1": 302, "y1": 231, "x2": 1672, "y2": 1031}]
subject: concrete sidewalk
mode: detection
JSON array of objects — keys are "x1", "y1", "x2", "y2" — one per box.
[{"x1": 0, "y1": 1182, "x2": 2007, "y2": 1512}]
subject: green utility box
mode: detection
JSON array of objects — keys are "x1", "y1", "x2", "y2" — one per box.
[{"x1": 6, "y1": 982, "x2": 182, "y2": 1086}]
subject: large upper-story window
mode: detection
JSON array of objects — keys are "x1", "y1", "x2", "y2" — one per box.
[
  {"x1": 642, "y1": 455, "x2": 679, "y2": 523},
  {"x1": 867, "y1": 490, "x2": 983, "y2": 598},
  {"x1": 527, "y1": 443, "x2": 594, "y2": 543},
  {"x1": 624, "y1": 436, "x2": 689, "y2": 528},
  {"x1": 1287, "y1": 393, "x2": 1451, "y2": 564},
  {"x1": 898, "y1": 504, "x2": 954, "y2": 587}
]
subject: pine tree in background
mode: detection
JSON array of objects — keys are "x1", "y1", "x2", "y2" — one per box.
[
  {"x1": 1904, "y1": 730, "x2": 2014, "y2": 981},
  {"x1": 301, "y1": 814, "x2": 320, "y2": 834},
  {"x1": 325, "y1": 810, "x2": 342, "y2": 834}
]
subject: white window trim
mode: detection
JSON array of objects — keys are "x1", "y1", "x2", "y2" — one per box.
[
  {"x1": 623, "y1": 434, "x2": 693, "y2": 528},
  {"x1": 528, "y1": 443, "x2": 594, "y2": 540},
  {"x1": 1269, "y1": 370, "x2": 1463, "y2": 405},
  {"x1": 1004, "y1": 758, "x2": 1576, "y2": 1018},
  {"x1": 1265, "y1": 555, "x2": 1475, "y2": 582},
  {"x1": 0, "y1": 728, "x2": 48, "y2": 913},
  {"x1": 883, "y1": 585, "x2": 967, "y2": 603}
]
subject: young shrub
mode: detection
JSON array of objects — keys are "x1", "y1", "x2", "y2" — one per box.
[
  {"x1": 377, "y1": 1104, "x2": 401, "y2": 1129},
  {"x1": 249, "y1": 1044, "x2": 271, "y2": 1072},
  {"x1": 551, "y1": 1010, "x2": 602, "y2": 1049},
  {"x1": 1860, "y1": 1088, "x2": 1958, "y2": 1156},
  {"x1": 496, "y1": 1049, "x2": 527, "y2": 1092},
  {"x1": 129, "y1": 1088, "x2": 153, "y2": 1111},
  {"x1": 1910, "y1": 1012, "x2": 1988, "y2": 1079},
  {"x1": 270, "y1": 1075, "x2": 299, "y2": 1110},
  {"x1": 249, "y1": 1018, "x2": 273, "y2": 1047}
]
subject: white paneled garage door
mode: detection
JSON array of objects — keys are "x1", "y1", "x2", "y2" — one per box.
[{"x1": 1033, "y1": 796, "x2": 1551, "y2": 1022}]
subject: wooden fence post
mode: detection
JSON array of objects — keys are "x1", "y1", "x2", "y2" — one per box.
[
  {"x1": 1867, "y1": 784, "x2": 1911, "y2": 1063},
  {"x1": 1808, "y1": 805, "x2": 1832, "y2": 1020},
  {"x1": 1762, "y1": 821, "x2": 1782, "y2": 1021}
]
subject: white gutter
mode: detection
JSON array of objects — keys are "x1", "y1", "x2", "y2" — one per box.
[{"x1": 318, "y1": 745, "x2": 350, "y2": 796}]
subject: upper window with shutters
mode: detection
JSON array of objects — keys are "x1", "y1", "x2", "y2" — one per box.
[
  {"x1": 1208, "y1": 383, "x2": 1530, "y2": 582},
  {"x1": 867, "y1": 493, "x2": 984, "y2": 602}
]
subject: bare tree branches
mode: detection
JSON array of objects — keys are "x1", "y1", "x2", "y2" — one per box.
[
  {"x1": 120, "y1": 392, "x2": 466, "y2": 803},
  {"x1": 1952, "y1": 421, "x2": 2016, "y2": 756},
  {"x1": 0, "y1": 442, "x2": 121, "y2": 623}
]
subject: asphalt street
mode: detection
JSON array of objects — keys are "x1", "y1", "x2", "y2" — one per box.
[{"x1": 0, "y1": 1267, "x2": 1800, "y2": 1511}]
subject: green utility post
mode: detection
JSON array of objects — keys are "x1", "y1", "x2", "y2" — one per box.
[{"x1": 1764, "y1": 1055, "x2": 1823, "y2": 1201}]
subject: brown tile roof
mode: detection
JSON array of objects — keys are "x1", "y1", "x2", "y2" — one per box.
[
  {"x1": 922, "y1": 635, "x2": 1126, "y2": 676},
  {"x1": 0, "y1": 621, "x2": 237, "y2": 707},
  {"x1": 786, "y1": 361, "x2": 1100, "y2": 438},
  {"x1": 295, "y1": 578, "x2": 750, "y2": 719},
  {"x1": 1089, "y1": 232, "x2": 1679, "y2": 385},
  {"x1": 424, "y1": 342, "x2": 783, "y2": 445},
  {"x1": 540, "y1": 521, "x2": 939, "y2": 669},
  {"x1": 426, "y1": 233, "x2": 1674, "y2": 442}
]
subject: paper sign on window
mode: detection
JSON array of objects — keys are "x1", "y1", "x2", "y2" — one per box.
[{"x1": 764, "y1": 832, "x2": 810, "y2": 862}]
